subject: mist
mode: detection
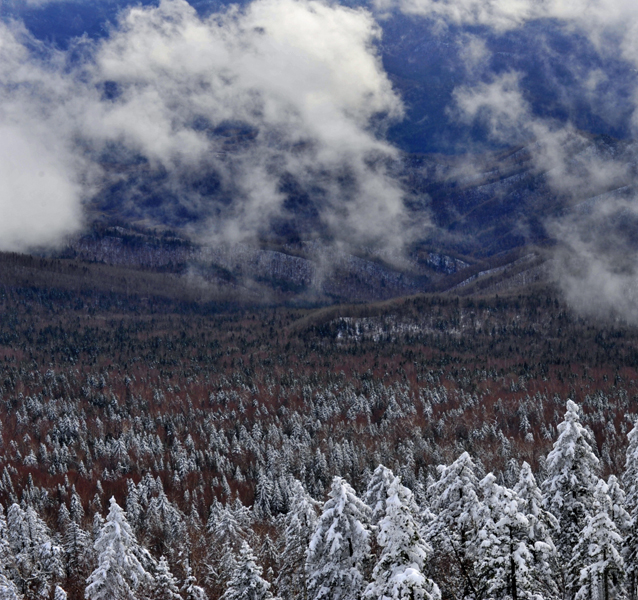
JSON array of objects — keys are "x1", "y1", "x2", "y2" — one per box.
[
  {"x1": 0, "y1": 0, "x2": 411, "y2": 253},
  {"x1": 403, "y1": 0, "x2": 638, "y2": 322}
]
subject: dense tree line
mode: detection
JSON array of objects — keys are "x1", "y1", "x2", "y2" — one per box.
[
  {"x1": 2, "y1": 275, "x2": 638, "y2": 598},
  {"x1": 0, "y1": 401, "x2": 637, "y2": 600}
]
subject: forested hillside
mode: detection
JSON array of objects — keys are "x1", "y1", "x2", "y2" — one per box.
[{"x1": 1, "y1": 262, "x2": 638, "y2": 599}]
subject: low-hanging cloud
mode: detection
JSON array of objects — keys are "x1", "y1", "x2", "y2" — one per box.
[
  {"x1": 450, "y1": 72, "x2": 629, "y2": 194},
  {"x1": 0, "y1": 0, "x2": 412, "y2": 253},
  {"x1": 0, "y1": 22, "x2": 91, "y2": 252},
  {"x1": 549, "y1": 191, "x2": 638, "y2": 323},
  {"x1": 450, "y1": 66, "x2": 638, "y2": 322}
]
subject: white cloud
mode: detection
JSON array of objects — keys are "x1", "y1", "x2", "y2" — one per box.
[
  {"x1": 86, "y1": 0, "x2": 408, "y2": 245},
  {"x1": 451, "y1": 70, "x2": 632, "y2": 194},
  {"x1": 450, "y1": 68, "x2": 638, "y2": 322},
  {"x1": 0, "y1": 22, "x2": 91, "y2": 252},
  {"x1": 0, "y1": 0, "x2": 413, "y2": 252},
  {"x1": 549, "y1": 190, "x2": 638, "y2": 323},
  {"x1": 0, "y1": 125, "x2": 84, "y2": 252}
]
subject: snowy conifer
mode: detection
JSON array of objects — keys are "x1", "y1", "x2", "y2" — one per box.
[
  {"x1": 364, "y1": 465, "x2": 395, "y2": 526},
  {"x1": 181, "y1": 560, "x2": 209, "y2": 600},
  {"x1": 70, "y1": 488, "x2": 85, "y2": 524},
  {"x1": 0, "y1": 574, "x2": 20, "y2": 600},
  {"x1": 85, "y1": 497, "x2": 153, "y2": 600},
  {"x1": 624, "y1": 419, "x2": 638, "y2": 600},
  {"x1": 60, "y1": 502, "x2": 93, "y2": 587},
  {"x1": 364, "y1": 476, "x2": 440, "y2": 600},
  {"x1": 146, "y1": 490, "x2": 188, "y2": 563},
  {"x1": 276, "y1": 479, "x2": 320, "y2": 600},
  {"x1": 607, "y1": 475, "x2": 631, "y2": 534},
  {"x1": 427, "y1": 452, "x2": 484, "y2": 600},
  {"x1": 206, "y1": 498, "x2": 251, "y2": 596},
  {"x1": 152, "y1": 556, "x2": 181, "y2": 600},
  {"x1": 0, "y1": 509, "x2": 19, "y2": 600},
  {"x1": 254, "y1": 470, "x2": 274, "y2": 521},
  {"x1": 542, "y1": 400, "x2": 600, "y2": 597},
  {"x1": 6, "y1": 503, "x2": 63, "y2": 599},
  {"x1": 477, "y1": 473, "x2": 537, "y2": 600},
  {"x1": 306, "y1": 476, "x2": 371, "y2": 600},
  {"x1": 514, "y1": 462, "x2": 559, "y2": 599},
  {"x1": 53, "y1": 586, "x2": 67, "y2": 600},
  {"x1": 221, "y1": 541, "x2": 273, "y2": 600},
  {"x1": 570, "y1": 480, "x2": 625, "y2": 600},
  {"x1": 0, "y1": 505, "x2": 14, "y2": 575}
]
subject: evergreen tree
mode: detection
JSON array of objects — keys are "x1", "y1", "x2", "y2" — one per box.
[
  {"x1": 306, "y1": 476, "x2": 371, "y2": 600},
  {"x1": 514, "y1": 462, "x2": 559, "y2": 599},
  {"x1": 477, "y1": 473, "x2": 537, "y2": 600},
  {"x1": 364, "y1": 476, "x2": 440, "y2": 600},
  {"x1": 607, "y1": 475, "x2": 631, "y2": 534},
  {"x1": 364, "y1": 465, "x2": 395, "y2": 526},
  {"x1": 258, "y1": 533, "x2": 279, "y2": 588},
  {"x1": 570, "y1": 480, "x2": 625, "y2": 600},
  {"x1": 542, "y1": 400, "x2": 600, "y2": 599},
  {"x1": 221, "y1": 541, "x2": 273, "y2": 600},
  {"x1": 6, "y1": 503, "x2": 63, "y2": 599},
  {"x1": 254, "y1": 470, "x2": 274, "y2": 521},
  {"x1": 206, "y1": 498, "x2": 251, "y2": 597},
  {"x1": 145, "y1": 490, "x2": 188, "y2": 564},
  {"x1": 59, "y1": 502, "x2": 93, "y2": 598},
  {"x1": 152, "y1": 556, "x2": 181, "y2": 600},
  {"x1": 276, "y1": 480, "x2": 319, "y2": 600},
  {"x1": 69, "y1": 488, "x2": 85, "y2": 525},
  {"x1": 0, "y1": 505, "x2": 15, "y2": 584},
  {"x1": 427, "y1": 452, "x2": 484, "y2": 600},
  {"x1": 181, "y1": 560, "x2": 209, "y2": 600},
  {"x1": 0, "y1": 574, "x2": 20, "y2": 600},
  {"x1": 624, "y1": 419, "x2": 638, "y2": 600},
  {"x1": 85, "y1": 497, "x2": 153, "y2": 600},
  {"x1": 53, "y1": 586, "x2": 67, "y2": 600}
]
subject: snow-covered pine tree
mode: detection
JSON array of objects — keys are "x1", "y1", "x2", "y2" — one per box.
[
  {"x1": 364, "y1": 476, "x2": 440, "y2": 600},
  {"x1": 221, "y1": 541, "x2": 273, "y2": 600},
  {"x1": 125, "y1": 480, "x2": 143, "y2": 534},
  {"x1": 206, "y1": 498, "x2": 252, "y2": 597},
  {"x1": 477, "y1": 473, "x2": 537, "y2": 600},
  {"x1": 624, "y1": 419, "x2": 638, "y2": 600},
  {"x1": 152, "y1": 556, "x2": 182, "y2": 600},
  {"x1": 542, "y1": 400, "x2": 600, "y2": 599},
  {"x1": 53, "y1": 585, "x2": 67, "y2": 600},
  {"x1": 306, "y1": 476, "x2": 371, "y2": 600},
  {"x1": 258, "y1": 534, "x2": 279, "y2": 588},
  {"x1": 427, "y1": 451, "x2": 484, "y2": 600},
  {"x1": 0, "y1": 574, "x2": 20, "y2": 600},
  {"x1": 181, "y1": 560, "x2": 209, "y2": 600},
  {"x1": 70, "y1": 487, "x2": 85, "y2": 525},
  {"x1": 0, "y1": 509, "x2": 19, "y2": 600},
  {"x1": 145, "y1": 490, "x2": 188, "y2": 564},
  {"x1": 59, "y1": 502, "x2": 93, "y2": 598},
  {"x1": 364, "y1": 465, "x2": 395, "y2": 526},
  {"x1": 276, "y1": 479, "x2": 319, "y2": 600},
  {"x1": 0, "y1": 504, "x2": 15, "y2": 577},
  {"x1": 6, "y1": 503, "x2": 63, "y2": 599},
  {"x1": 254, "y1": 469, "x2": 274, "y2": 521},
  {"x1": 85, "y1": 497, "x2": 153, "y2": 600},
  {"x1": 514, "y1": 461, "x2": 559, "y2": 599},
  {"x1": 570, "y1": 480, "x2": 625, "y2": 600},
  {"x1": 607, "y1": 475, "x2": 631, "y2": 535}
]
